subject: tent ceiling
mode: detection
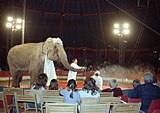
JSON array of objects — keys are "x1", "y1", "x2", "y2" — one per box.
[{"x1": 0, "y1": 0, "x2": 160, "y2": 49}]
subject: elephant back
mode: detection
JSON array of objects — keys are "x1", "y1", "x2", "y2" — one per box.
[{"x1": 7, "y1": 42, "x2": 44, "y2": 69}]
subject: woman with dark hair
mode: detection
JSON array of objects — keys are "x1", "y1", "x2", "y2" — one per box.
[
  {"x1": 29, "y1": 73, "x2": 48, "y2": 108},
  {"x1": 48, "y1": 79, "x2": 58, "y2": 90},
  {"x1": 78, "y1": 77, "x2": 100, "y2": 98},
  {"x1": 31, "y1": 73, "x2": 48, "y2": 90},
  {"x1": 60, "y1": 79, "x2": 81, "y2": 104}
]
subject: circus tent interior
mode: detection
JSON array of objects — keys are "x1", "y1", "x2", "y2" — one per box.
[{"x1": 0, "y1": 0, "x2": 159, "y2": 89}]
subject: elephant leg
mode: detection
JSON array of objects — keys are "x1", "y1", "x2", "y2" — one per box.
[
  {"x1": 30, "y1": 72, "x2": 39, "y2": 85},
  {"x1": 29, "y1": 61, "x2": 43, "y2": 86},
  {"x1": 29, "y1": 68, "x2": 41, "y2": 85},
  {"x1": 16, "y1": 71, "x2": 23, "y2": 87},
  {"x1": 12, "y1": 71, "x2": 23, "y2": 87},
  {"x1": 11, "y1": 72, "x2": 18, "y2": 87},
  {"x1": 10, "y1": 66, "x2": 19, "y2": 87}
]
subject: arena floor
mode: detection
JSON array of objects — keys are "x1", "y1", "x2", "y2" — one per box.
[
  {"x1": 0, "y1": 79, "x2": 133, "y2": 90},
  {"x1": 0, "y1": 71, "x2": 144, "y2": 90}
]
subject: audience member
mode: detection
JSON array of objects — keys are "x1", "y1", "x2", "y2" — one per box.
[
  {"x1": 78, "y1": 77, "x2": 100, "y2": 98},
  {"x1": 128, "y1": 79, "x2": 141, "y2": 98},
  {"x1": 102, "y1": 79, "x2": 123, "y2": 97},
  {"x1": 48, "y1": 79, "x2": 58, "y2": 90},
  {"x1": 91, "y1": 70, "x2": 103, "y2": 91},
  {"x1": 29, "y1": 73, "x2": 48, "y2": 108},
  {"x1": 153, "y1": 75, "x2": 159, "y2": 86},
  {"x1": 60, "y1": 79, "x2": 81, "y2": 113},
  {"x1": 130, "y1": 72, "x2": 160, "y2": 113},
  {"x1": 67, "y1": 58, "x2": 86, "y2": 81},
  {"x1": 60, "y1": 79, "x2": 81, "y2": 104}
]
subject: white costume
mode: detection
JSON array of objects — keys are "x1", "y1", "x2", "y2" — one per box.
[
  {"x1": 44, "y1": 38, "x2": 62, "y2": 86},
  {"x1": 44, "y1": 55, "x2": 57, "y2": 86},
  {"x1": 67, "y1": 63, "x2": 82, "y2": 81},
  {"x1": 92, "y1": 70, "x2": 103, "y2": 90}
]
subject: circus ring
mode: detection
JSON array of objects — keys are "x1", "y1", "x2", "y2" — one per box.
[
  {"x1": 0, "y1": 69, "x2": 160, "y2": 107},
  {"x1": 0, "y1": 70, "x2": 147, "y2": 90}
]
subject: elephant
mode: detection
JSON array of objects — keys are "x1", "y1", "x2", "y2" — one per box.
[{"x1": 7, "y1": 37, "x2": 79, "y2": 87}]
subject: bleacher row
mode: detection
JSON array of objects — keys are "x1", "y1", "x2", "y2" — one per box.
[{"x1": 0, "y1": 87, "x2": 149, "y2": 113}]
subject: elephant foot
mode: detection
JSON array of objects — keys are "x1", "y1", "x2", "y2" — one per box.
[
  {"x1": 12, "y1": 81, "x2": 20, "y2": 88},
  {"x1": 11, "y1": 85, "x2": 18, "y2": 88}
]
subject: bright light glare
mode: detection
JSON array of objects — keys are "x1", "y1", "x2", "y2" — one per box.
[
  {"x1": 113, "y1": 29, "x2": 120, "y2": 34},
  {"x1": 16, "y1": 18, "x2": 22, "y2": 23},
  {"x1": 16, "y1": 25, "x2": 22, "y2": 29},
  {"x1": 6, "y1": 22, "x2": 12, "y2": 28},
  {"x1": 123, "y1": 29, "x2": 129, "y2": 35},
  {"x1": 7, "y1": 17, "x2": 13, "y2": 22},
  {"x1": 114, "y1": 23, "x2": 120, "y2": 28},
  {"x1": 123, "y1": 23, "x2": 129, "y2": 28}
]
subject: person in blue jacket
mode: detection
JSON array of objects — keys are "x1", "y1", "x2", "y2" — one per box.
[
  {"x1": 128, "y1": 79, "x2": 141, "y2": 98},
  {"x1": 130, "y1": 72, "x2": 160, "y2": 113}
]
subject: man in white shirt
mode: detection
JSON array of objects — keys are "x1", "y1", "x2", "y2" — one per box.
[
  {"x1": 67, "y1": 58, "x2": 85, "y2": 81},
  {"x1": 92, "y1": 70, "x2": 103, "y2": 90}
]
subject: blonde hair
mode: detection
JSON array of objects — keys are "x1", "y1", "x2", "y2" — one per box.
[{"x1": 109, "y1": 79, "x2": 117, "y2": 88}]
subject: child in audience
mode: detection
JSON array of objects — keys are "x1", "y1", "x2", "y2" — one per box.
[
  {"x1": 60, "y1": 79, "x2": 81, "y2": 113},
  {"x1": 29, "y1": 73, "x2": 48, "y2": 108},
  {"x1": 48, "y1": 79, "x2": 58, "y2": 90},
  {"x1": 60, "y1": 79, "x2": 81, "y2": 104}
]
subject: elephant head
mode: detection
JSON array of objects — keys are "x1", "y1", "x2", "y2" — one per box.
[{"x1": 42, "y1": 37, "x2": 78, "y2": 71}]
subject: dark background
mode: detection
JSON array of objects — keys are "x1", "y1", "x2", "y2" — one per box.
[{"x1": 0, "y1": 0, "x2": 160, "y2": 70}]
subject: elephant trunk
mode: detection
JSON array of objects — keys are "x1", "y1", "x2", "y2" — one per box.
[{"x1": 57, "y1": 44, "x2": 79, "y2": 72}]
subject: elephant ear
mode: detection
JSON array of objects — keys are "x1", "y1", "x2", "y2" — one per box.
[{"x1": 42, "y1": 37, "x2": 54, "y2": 54}]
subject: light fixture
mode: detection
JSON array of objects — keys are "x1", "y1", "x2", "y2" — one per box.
[
  {"x1": 113, "y1": 23, "x2": 130, "y2": 36},
  {"x1": 114, "y1": 23, "x2": 120, "y2": 29},
  {"x1": 123, "y1": 29, "x2": 129, "y2": 35},
  {"x1": 113, "y1": 22, "x2": 130, "y2": 65},
  {"x1": 123, "y1": 23, "x2": 129, "y2": 28},
  {"x1": 16, "y1": 25, "x2": 22, "y2": 29},
  {"x1": 6, "y1": 23, "x2": 12, "y2": 28},
  {"x1": 16, "y1": 18, "x2": 22, "y2": 23},
  {"x1": 113, "y1": 29, "x2": 120, "y2": 34},
  {"x1": 6, "y1": 16, "x2": 22, "y2": 31},
  {"x1": 7, "y1": 17, "x2": 13, "y2": 22}
]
